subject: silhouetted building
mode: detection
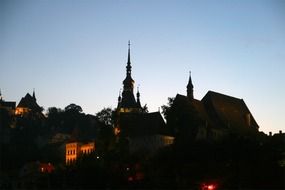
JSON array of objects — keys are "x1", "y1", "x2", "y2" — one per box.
[
  {"x1": 171, "y1": 72, "x2": 259, "y2": 140},
  {"x1": 117, "y1": 41, "x2": 142, "y2": 113},
  {"x1": 15, "y1": 90, "x2": 44, "y2": 117},
  {"x1": 114, "y1": 42, "x2": 174, "y2": 152},
  {"x1": 0, "y1": 89, "x2": 16, "y2": 115}
]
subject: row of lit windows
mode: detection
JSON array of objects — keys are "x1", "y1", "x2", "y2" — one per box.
[
  {"x1": 66, "y1": 149, "x2": 76, "y2": 155},
  {"x1": 66, "y1": 149, "x2": 94, "y2": 155},
  {"x1": 66, "y1": 158, "x2": 76, "y2": 164},
  {"x1": 81, "y1": 149, "x2": 93, "y2": 154}
]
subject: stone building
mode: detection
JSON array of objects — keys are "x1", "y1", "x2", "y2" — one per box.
[
  {"x1": 65, "y1": 141, "x2": 95, "y2": 164},
  {"x1": 169, "y1": 72, "x2": 259, "y2": 141}
]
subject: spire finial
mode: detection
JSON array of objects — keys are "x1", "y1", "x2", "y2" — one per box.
[
  {"x1": 118, "y1": 89, "x2": 122, "y2": 102},
  {"x1": 126, "y1": 41, "x2": 132, "y2": 76},
  {"x1": 33, "y1": 88, "x2": 36, "y2": 101},
  {"x1": 128, "y1": 40, "x2": 131, "y2": 63}
]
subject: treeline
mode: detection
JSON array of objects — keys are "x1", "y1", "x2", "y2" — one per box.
[{"x1": 0, "y1": 104, "x2": 114, "y2": 172}]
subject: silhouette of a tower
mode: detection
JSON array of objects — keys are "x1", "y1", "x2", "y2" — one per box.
[
  {"x1": 117, "y1": 41, "x2": 142, "y2": 113},
  {"x1": 187, "y1": 71, "x2": 194, "y2": 100}
]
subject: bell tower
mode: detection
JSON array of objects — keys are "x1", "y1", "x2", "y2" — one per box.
[{"x1": 117, "y1": 41, "x2": 142, "y2": 113}]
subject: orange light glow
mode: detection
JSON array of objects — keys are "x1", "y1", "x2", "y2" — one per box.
[
  {"x1": 114, "y1": 127, "x2": 121, "y2": 136},
  {"x1": 201, "y1": 183, "x2": 216, "y2": 190}
]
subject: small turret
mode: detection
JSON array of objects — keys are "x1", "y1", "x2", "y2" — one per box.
[
  {"x1": 33, "y1": 88, "x2": 36, "y2": 102},
  {"x1": 136, "y1": 86, "x2": 142, "y2": 108}
]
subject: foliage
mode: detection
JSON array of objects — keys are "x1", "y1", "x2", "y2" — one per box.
[
  {"x1": 141, "y1": 104, "x2": 149, "y2": 113},
  {"x1": 161, "y1": 97, "x2": 174, "y2": 119},
  {"x1": 95, "y1": 107, "x2": 114, "y2": 126},
  {"x1": 64, "y1": 103, "x2": 83, "y2": 113}
]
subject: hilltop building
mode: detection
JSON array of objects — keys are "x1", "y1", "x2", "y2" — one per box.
[
  {"x1": 114, "y1": 42, "x2": 174, "y2": 152},
  {"x1": 15, "y1": 90, "x2": 44, "y2": 118},
  {"x1": 170, "y1": 72, "x2": 259, "y2": 140}
]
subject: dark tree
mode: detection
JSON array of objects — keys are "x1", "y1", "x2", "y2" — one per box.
[
  {"x1": 141, "y1": 104, "x2": 149, "y2": 113},
  {"x1": 95, "y1": 107, "x2": 114, "y2": 126},
  {"x1": 64, "y1": 103, "x2": 83, "y2": 113},
  {"x1": 161, "y1": 97, "x2": 174, "y2": 120}
]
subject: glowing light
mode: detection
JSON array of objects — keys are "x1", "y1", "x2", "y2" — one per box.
[
  {"x1": 207, "y1": 184, "x2": 215, "y2": 190},
  {"x1": 114, "y1": 127, "x2": 121, "y2": 136},
  {"x1": 201, "y1": 183, "x2": 216, "y2": 190},
  {"x1": 128, "y1": 176, "x2": 133, "y2": 181}
]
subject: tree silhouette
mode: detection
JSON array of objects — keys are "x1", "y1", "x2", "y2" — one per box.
[
  {"x1": 95, "y1": 107, "x2": 114, "y2": 126},
  {"x1": 161, "y1": 97, "x2": 174, "y2": 120},
  {"x1": 64, "y1": 103, "x2": 83, "y2": 113}
]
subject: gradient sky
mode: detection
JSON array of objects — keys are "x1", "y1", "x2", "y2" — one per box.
[{"x1": 1, "y1": 0, "x2": 284, "y2": 134}]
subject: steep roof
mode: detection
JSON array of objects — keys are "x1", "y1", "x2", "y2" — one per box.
[
  {"x1": 17, "y1": 93, "x2": 42, "y2": 112},
  {"x1": 202, "y1": 91, "x2": 259, "y2": 130},
  {"x1": 175, "y1": 94, "x2": 216, "y2": 128},
  {"x1": 119, "y1": 112, "x2": 166, "y2": 137}
]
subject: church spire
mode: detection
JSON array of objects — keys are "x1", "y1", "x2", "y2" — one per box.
[
  {"x1": 187, "y1": 71, "x2": 194, "y2": 100},
  {"x1": 126, "y1": 40, "x2": 132, "y2": 76},
  {"x1": 119, "y1": 41, "x2": 137, "y2": 111}
]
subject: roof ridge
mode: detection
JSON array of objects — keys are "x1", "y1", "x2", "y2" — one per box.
[{"x1": 205, "y1": 90, "x2": 243, "y2": 101}]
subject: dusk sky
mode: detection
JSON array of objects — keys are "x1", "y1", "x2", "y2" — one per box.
[{"x1": 1, "y1": 0, "x2": 284, "y2": 134}]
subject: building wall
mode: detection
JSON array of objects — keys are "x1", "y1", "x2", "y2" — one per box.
[
  {"x1": 129, "y1": 135, "x2": 174, "y2": 153},
  {"x1": 15, "y1": 107, "x2": 30, "y2": 116},
  {"x1": 80, "y1": 142, "x2": 95, "y2": 154},
  {"x1": 65, "y1": 142, "x2": 95, "y2": 165}
]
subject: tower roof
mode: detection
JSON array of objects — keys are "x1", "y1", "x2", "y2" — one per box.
[
  {"x1": 187, "y1": 71, "x2": 194, "y2": 99},
  {"x1": 17, "y1": 93, "x2": 42, "y2": 112},
  {"x1": 119, "y1": 41, "x2": 142, "y2": 110}
]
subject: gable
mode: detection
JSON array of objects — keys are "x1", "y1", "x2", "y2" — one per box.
[{"x1": 202, "y1": 91, "x2": 259, "y2": 130}]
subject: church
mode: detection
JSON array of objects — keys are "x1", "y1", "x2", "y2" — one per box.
[
  {"x1": 15, "y1": 90, "x2": 44, "y2": 118},
  {"x1": 114, "y1": 42, "x2": 174, "y2": 152},
  {"x1": 169, "y1": 72, "x2": 260, "y2": 141}
]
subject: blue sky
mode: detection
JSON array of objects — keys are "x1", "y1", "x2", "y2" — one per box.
[{"x1": 1, "y1": 0, "x2": 284, "y2": 134}]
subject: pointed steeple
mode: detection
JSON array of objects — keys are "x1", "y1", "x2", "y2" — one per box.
[
  {"x1": 187, "y1": 71, "x2": 194, "y2": 100},
  {"x1": 119, "y1": 41, "x2": 140, "y2": 112},
  {"x1": 126, "y1": 40, "x2": 132, "y2": 76},
  {"x1": 123, "y1": 41, "x2": 134, "y2": 92},
  {"x1": 32, "y1": 88, "x2": 36, "y2": 102}
]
